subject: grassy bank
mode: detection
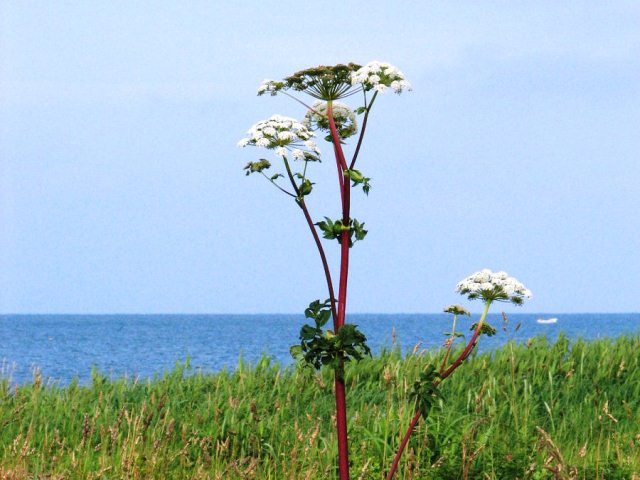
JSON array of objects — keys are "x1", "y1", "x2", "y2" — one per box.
[{"x1": 1, "y1": 334, "x2": 639, "y2": 479}]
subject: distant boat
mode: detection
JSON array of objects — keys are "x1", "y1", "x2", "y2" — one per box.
[{"x1": 537, "y1": 317, "x2": 558, "y2": 324}]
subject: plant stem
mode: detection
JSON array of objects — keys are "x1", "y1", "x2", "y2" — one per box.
[
  {"x1": 386, "y1": 301, "x2": 492, "y2": 480},
  {"x1": 297, "y1": 198, "x2": 338, "y2": 325},
  {"x1": 439, "y1": 314, "x2": 459, "y2": 375},
  {"x1": 327, "y1": 101, "x2": 351, "y2": 480},
  {"x1": 350, "y1": 91, "x2": 377, "y2": 170}
]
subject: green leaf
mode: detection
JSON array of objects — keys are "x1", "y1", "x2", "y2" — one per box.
[
  {"x1": 270, "y1": 173, "x2": 283, "y2": 181},
  {"x1": 300, "y1": 324, "x2": 318, "y2": 340},
  {"x1": 290, "y1": 345, "x2": 303, "y2": 359},
  {"x1": 316, "y1": 309, "x2": 331, "y2": 327},
  {"x1": 353, "y1": 219, "x2": 368, "y2": 242},
  {"x1": 315, "y1": 217, "x2": 338, "y2": 240}
]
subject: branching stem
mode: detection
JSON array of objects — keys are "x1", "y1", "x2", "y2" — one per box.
[{"x1": 386, "y1": 301, "x2": 493, "y2": 480}]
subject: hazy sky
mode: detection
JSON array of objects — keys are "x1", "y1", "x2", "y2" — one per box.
[{"x1": 1, "y1": 1, "x2": 639, "y2": 314}]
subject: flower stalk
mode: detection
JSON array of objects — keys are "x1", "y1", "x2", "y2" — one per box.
[
  {"x1": 386, "y1": 270, "x2": 531, "y2": 479},
  {"x1": 241, "y1": 61, "x2": 411, "y2": 480}
]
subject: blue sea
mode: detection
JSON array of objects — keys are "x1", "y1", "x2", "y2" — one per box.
[{"x1": 1, "y1": 313, "x2": 639, "y2": 385}]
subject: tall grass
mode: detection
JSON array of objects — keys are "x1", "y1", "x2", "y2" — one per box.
[{"x1": 1, "y1": 334, "x2": 639, "y2": 479}]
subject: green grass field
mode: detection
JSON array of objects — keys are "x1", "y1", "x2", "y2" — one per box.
[{"x1": 1, "y1": 334, "x2": 639, "y2": 479}]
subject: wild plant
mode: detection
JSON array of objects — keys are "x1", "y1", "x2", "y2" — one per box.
[{"x1": 238, "y1": 62, "x2": 532, "y2": 479}]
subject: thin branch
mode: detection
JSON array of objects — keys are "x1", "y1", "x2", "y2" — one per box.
[
  {"x1": 297, "y1": 199, "x2": 338, "y2": 325},
  {"x1": 260, "y1": 172, "x2": 296, "y2": 197},
  {"x1": 350, "y1": 91, "x2": 377, "y2": 169},
  {"x1": 281, "y1": 156, "x2": 301, "y2": 197}
]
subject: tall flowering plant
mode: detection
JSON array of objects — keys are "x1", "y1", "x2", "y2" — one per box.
[
  {"x1": 239, "y1": 61, "x2": 410, "y2": 480},
  {"x1": 386, "y1": 269, "x2": 532, "y2": 479},
  {"x1": 239, "y1": 63, "x2": 532, "y2": 479}
]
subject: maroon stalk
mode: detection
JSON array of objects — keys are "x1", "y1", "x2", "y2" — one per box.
[
  {"x1": 327, "y1": 101, "x2": 352, "y2": 480},
  {"x1": 349, "y1": 91, "x2": 377, "y2": 170},
  {"x1": 298, "y1": 199, "x2": 339, "y2": 325},
  {"x1": 385, "y1": 322, "x2": 485, "y2": 480},
  {"x1": 281, "y1": 157, "x2": 339, "y2": 327}
]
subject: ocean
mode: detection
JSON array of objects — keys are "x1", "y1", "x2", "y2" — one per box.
[{"x1": 1, "y1": 313, "x2": 638, "y2": 385}]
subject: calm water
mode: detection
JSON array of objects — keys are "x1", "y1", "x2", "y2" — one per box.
[{"x1": 1, "y1": 313, "x2": 638, "y2": 385}]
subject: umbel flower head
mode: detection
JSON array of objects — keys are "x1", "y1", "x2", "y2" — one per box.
[
  {"x1": 237, "y1": 114, "x2": 321, "y2": 161},
  {"x1": 351, "y1": 61, "x2": 412, "y2": 94},
  {"x1": 304, "y1": 101, "x2": 358, "y2": 139},
  {"x1": 443, "y1": 304, "x2": 471, "y2": 316},
  {"x1": 456, "y1": 269, "x2": 532, "y2": 305},
  {"x1": 258, "y1": 63, "x2": 362, "y2": 100},
  {"x1": 257, "y1": 61, "x2": 411, "y2": 100}
]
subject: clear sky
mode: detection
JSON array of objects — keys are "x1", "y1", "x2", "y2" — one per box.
[{"x1": 1, "y1": 1, "x2": 638, "y2": 314}]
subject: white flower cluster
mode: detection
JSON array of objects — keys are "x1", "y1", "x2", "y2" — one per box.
[
  {"x1": 351, "y1": 61, "x2": 412, "y2": 94},
  {"x1": 257, "y1": 79, "x2": 282, "y2": 96},
  {"x1": 237, "y1": 115, "x2": 321, "y2": 160},
  {"x1": 455, "y1": 269, "x2": 532, "y2": 305},
  {"x1": 304, "y1": 101, "x2": 358, "y2": 139}
]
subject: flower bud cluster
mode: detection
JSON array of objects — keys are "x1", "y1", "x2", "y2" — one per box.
[
  {"x1": 351, "y1": 61, "x2": 412, "y2": 94},
  {"x1": 257, "y1": 79, "x2": 284, "y2": 96},
  {"x1": 237, "y1": 115, "x2": 321, "y2": 160},
  {"x1": 304, "y1": 101, "x2": 358, "y2": 139},
  {"x1": 455, "y1": 269, "x2": 532, "y2": 305}
]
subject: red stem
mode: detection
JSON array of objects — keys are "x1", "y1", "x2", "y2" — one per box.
[
  {"x1": 327, "y1": 102, "x2": 351, "y2": 480},
  {"x1": 298, "y1": 199, "x2": 338, "y2": 325},
  {"x1": 349, "y1": 91, "x2": 377, "y2": 169},
  {"x1": 349, "y1": 108, "x2": 370, "y2": 170},
  {"x1": 385, "y1": 325, "x2": 484, "y2": 480}
]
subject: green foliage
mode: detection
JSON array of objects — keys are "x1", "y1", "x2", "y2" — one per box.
[
  {"x1": 291, "y1": 300, "x2": 371, "y2": 371},
  {"x1": 1, "y1": 335, "x2": 640, "y2": 478},
  {"x1": 243, "y1": 158, "x2": 271, "y2": 175},
  {"x1": 344, "y1": 169, "x2": 371, "y2": 195},
  {"x1": 410, "y1": 364, "x2": 443, "y2": 415},
  {"x1": 315, "y1": 217, "x2": 368, "y2": 247}
]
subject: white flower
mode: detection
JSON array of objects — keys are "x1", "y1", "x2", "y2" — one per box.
[
  {"x1": 237, "y1": 138, "x2": 250, "y2": 148},
  {"x1": 368, "y1": 62, "x2": 381, "y2": 73},
  {"x1": 256, "y1": 138, "x2": 270, "y2": 147},
  {"x1": 304, "y1": 140, "x2": 320, "y2": 154},
  {"x1": 257, "y1": 79, "x2": 282, "y2": 96},
  {"x1": 277, "y1": 131, "x2": 295, "y2": 141},
  {"x1": 351, "y1": 61, "x2": 411, "y2": 94},
  {"x1": 304, "y1": 101, "x2": 358, "y2": 139},
  {"x1": 456, "y1": 269, "x2": 531, "y2": 305},
  {"x1": 292, "y1": 149, "x2": 304, "y2": 160},
  {"x1": 276, "y1": 146, "x2": 288, "y2": 158}
]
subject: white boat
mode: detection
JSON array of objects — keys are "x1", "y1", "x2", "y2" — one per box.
[{"x1": 536, "y1": 317, "x2": 558, "y2": 324}]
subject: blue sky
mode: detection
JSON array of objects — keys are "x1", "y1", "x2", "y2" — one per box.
[{"x1": 1, "y1": 1, "x2": 638, "y2": 314}]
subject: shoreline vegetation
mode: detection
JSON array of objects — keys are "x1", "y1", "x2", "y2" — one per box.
[{"x1": 1, "y1": 334, "x2": 639, "y2": 479}]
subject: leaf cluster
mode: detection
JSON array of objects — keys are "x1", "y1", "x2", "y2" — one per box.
[
  {"x1": 344, "y1": 169, "x2": 371, "y2": 195},
  {"x1": 243, "y1": 159, "x2": 271, "y2": 176},
  {"x1": 290, "y1": 300, "x2": 371, "y2": 371},
  {"x1": 315, "y1": 217, "x2": 368, "y2": 247},
  {"x1": 410, "y1": 364, "x2": 443, "y2": 415}
]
